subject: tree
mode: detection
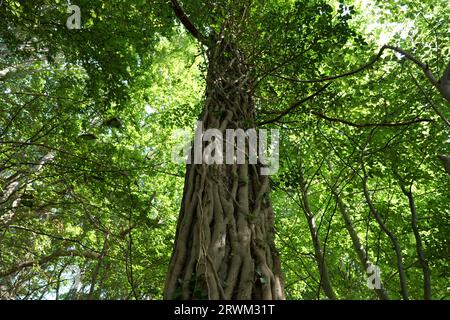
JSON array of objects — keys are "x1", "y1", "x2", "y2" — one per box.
[
  {"x1": 1, "y1": 0, "x2": 449, "y2": 300},
  {"x1": 163, "y1": 0, "x2": 361, "y2": 299}
]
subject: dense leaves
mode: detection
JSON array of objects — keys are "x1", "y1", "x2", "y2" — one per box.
[{"x1": 0, "y1": 0, "x2": 449, "y2": 299}]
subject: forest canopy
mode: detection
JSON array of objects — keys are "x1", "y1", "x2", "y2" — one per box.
[{"x1": 0, "y1": 0, "x2": 449, "y2": 300}]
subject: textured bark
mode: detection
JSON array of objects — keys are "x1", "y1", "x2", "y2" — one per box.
[{"x1": 163, "y1": 38, "x2": 284, "y2": 300}]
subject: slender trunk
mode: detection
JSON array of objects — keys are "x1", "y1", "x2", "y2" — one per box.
[
  {"x1": 333, "y1": 189, "x2": 389, "y2": 300},
  {"x1": 297, "y1": 164, "x2": 336, "y2": 300},
  {"x1": 88, "y1": 232, "x2": 110, "y2": 299},
  {"x1": 163, "y1": 38, "x2": 284, "y2": 300},
  {"x1": 400, "y1": 186, "x2": 431, "y2": 300},
  {"x1": 362, "y1": 174, "x2": 409, "y2": 300}
]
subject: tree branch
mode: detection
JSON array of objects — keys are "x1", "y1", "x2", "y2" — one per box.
[
  {"x1": 273, "y1": 47, "x2": 387, "y2": 84},
  {"x1": 311, "y1": 111, "x2": 432, "y2": 128},
  {"x1": 258, "y1": 82, "x2": 332, "y2": 125},
  {"x1": 275, "y1": 45, "x2": 450, "y2": 103},
  {"x1": 0, "y1": 249, "x2": 100, "y2": 278},
  {"x1": 170, "y1": 0, "x2": 207, "y2": 45},
  {"x1": 384, "y1": 45, "x2": 439, "y2": 86}
]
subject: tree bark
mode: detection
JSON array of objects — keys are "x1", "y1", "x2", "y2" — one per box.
[{"x1": 163, "y1": 38, "x2": 285, "y2": 300}]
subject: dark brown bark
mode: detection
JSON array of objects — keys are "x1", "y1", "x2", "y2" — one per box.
[{"x1": 163, "y1": 38, "x2": 284, "y2": 300}]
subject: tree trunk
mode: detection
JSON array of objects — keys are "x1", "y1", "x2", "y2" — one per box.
[
  {"x1": 333, "y1": 189, "x2": 389, "y2": 300},
  {"x1": 362, "y1": 173, "x2": 409, "y2": 300},
  {"x1": 163, "y1": 38, "x2": 285, "y2": 300},
  {"x1": 400, "y1": 187, "x2": 431, "y2": 300},
  {"x1": 297, "y1": 162, "x2": 336, "y2": 300}
]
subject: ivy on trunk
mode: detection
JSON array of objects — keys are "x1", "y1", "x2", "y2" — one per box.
[{"x1": 164, "y1": 37, "x2": 285, "y2": 300}]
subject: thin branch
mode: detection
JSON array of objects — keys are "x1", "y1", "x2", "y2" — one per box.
[
  {"x1": 0, "y1": 249, "x2": 100, "y2": 278},
  {"x1": 258, "y1": 82, "x2": 332, "y2": 125},
  {"x1": 275, "y1": 45, "x2": 450, "y2": 103},
  {"x1": 6, "y1": 225, "x2": 99, "y2": 253},
  {"x1": 273, "y1": 47, "x2": 386, "y2": 84},
  {"x1": 311, "y1": 111, "x2": 432, "y2": 128}
]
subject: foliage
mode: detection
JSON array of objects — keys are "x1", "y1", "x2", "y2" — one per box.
[{"x1": 0, "y1": 0, "x2": 449, "y2": 299}]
